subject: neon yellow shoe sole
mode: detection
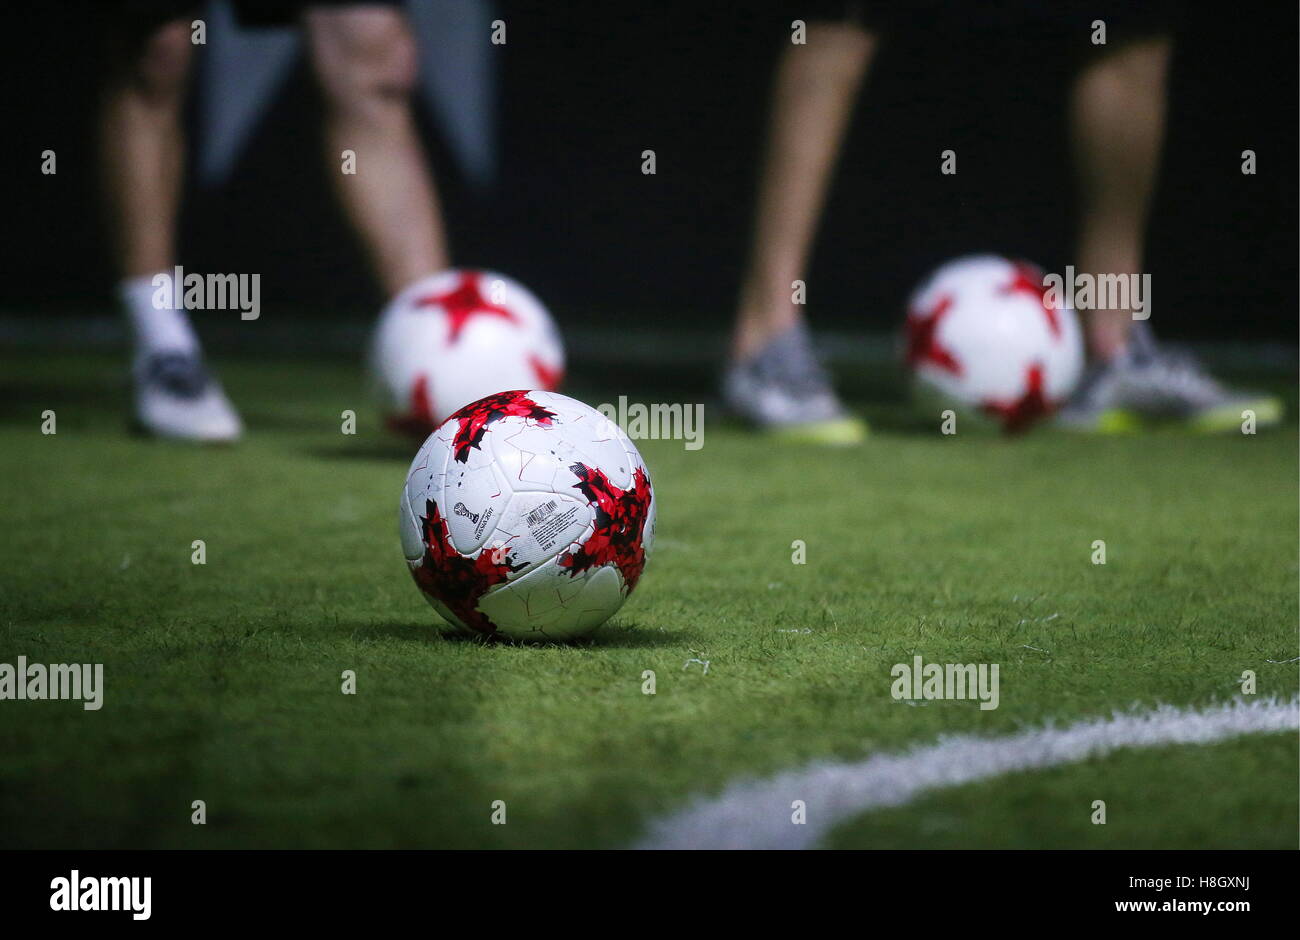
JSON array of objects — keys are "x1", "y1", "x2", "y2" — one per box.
[
  {"x1": 1061, "y1": 396, "x2": 1285, "y2": 434},
  {"x1": 1095, "y1": 409, "x2": 1144, "y2": 434},
  {"x1": 766, "y1": 415, "x2": 868, "y2": 446},
  {"x1": 1057, "y1": 409, "x2": 1143, "y2": 434},
  {"x1": 1185, "y1": 395, "x2": 1284, "y2": 433}
]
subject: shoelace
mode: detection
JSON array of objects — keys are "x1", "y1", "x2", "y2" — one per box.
[
  {"x1": 1127, "y1": 351, "x2": 1227, "y2": 408},
  {"x1": 143, "y1": 352, "x2": 211, "y2": 400},
  {"x1": 747, "y1": 327, "x2": 835, "y2": 399}
]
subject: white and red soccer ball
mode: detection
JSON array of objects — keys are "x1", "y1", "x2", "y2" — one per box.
[
  {"x1": 904, "y1": 255, "x2": 1083, "y2": 431},
  {"x1": 400, "y1": 390, "x2": 655, "y2": 641},
  {"x1": 371, "y1": 269, "x2": 565, "y2": 435}
]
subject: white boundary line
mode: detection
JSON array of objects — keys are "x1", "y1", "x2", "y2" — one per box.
[{"x1": 634, "y1": 697, "x2": 1299, "y2": 850}]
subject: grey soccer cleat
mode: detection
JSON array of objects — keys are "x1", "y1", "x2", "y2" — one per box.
[
  {"x1": 723, "y1": 323, "x2": 867, "y2": 444},
  {"x1": 134, "y1": 351, "x2": 243, "y2": 442},
  {"x1": 1057, "y1": 324, "x2": 1283, "y2": 433}
]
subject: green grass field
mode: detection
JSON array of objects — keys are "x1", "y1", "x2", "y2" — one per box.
[{"x1": 1, "y1": 350, "x2": 1296, "y2": 848}]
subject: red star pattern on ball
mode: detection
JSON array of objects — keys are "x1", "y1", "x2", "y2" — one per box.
[
  {"x1": 447, "y1": 389, "x2": 556, "y2": 463},
  {"x1": 1000, "y1": 260, "x2": 1061, "y2": 338},
  {"x1": 559, "y1": 464, "x2": 652, "y2": 592},
  {"x1": 981, "y1": 363, "x2": 1054, "y2": 433},
  {"x1": 528, "y1": 355, "x2": 563, "y2": 390},
  {"x1": 413, "y1": 271, "x2": 518, "y2": 343},
  {"x1": 906, "y1": 294, "x2": 962, "y2": 375},
  {"x1": 386, "y1": 373, "x2": 438, "y2": 438},
  {"x1": 412, "y1": 497, "x2": 523, "y2": 635}
]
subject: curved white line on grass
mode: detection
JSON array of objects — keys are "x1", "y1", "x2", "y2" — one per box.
[{"x1": 635, "y1": 697, "x2": 1299, "y2": 850}]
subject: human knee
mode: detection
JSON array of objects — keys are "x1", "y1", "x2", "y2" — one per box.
[
  {"x1": 309, "y1": 11, "x2": 419, "y2": 108},
  {"x1": 125, "y1": 20, "x2": 194, "y2": 105}
]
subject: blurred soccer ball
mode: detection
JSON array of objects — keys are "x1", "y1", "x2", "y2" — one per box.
[
  {"x1": 371, "y1": 269, "x2": 565, "y2": 435},
  {"x1": 400, "y1": 390, "x2": 655, "y2": 641},
  {"x1": 904, "y1": 255, "x2": 1084, "y2": 431}
]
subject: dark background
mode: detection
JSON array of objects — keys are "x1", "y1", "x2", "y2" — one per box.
[{"x1": 7, "y1": 0, "x2": 1298, "y2": 343}]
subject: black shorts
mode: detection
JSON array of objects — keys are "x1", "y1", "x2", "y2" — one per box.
[
  {"x1": 107, "y1": 0, "x2": 402, "y2": 31},
  {"x1": 796, "y1": 0, "x2": 1175, "y2": 39},
  {"x1": 230, "y1": 0, "x2": 402, "y2": 28}
]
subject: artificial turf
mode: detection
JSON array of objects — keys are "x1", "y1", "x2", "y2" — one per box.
[{"x1": 0, "y1": 351, "x2": 1296, "y2": 848}]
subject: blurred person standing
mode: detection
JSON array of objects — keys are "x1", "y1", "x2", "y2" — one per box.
[
  {"x1": 101, "y1": 0, "x2": 457, "y2": 440},
  {"x1": 723, "y1": 1, "x2": 1281, "y2": 441}
]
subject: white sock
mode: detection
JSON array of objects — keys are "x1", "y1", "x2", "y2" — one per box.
[{"x1": 119, "y1": 272, "x2": 200, "y2": 359}]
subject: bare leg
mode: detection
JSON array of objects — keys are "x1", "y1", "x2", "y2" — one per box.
[
  {"x1": 732, "y1": 23, "x2": 877, "y2": 361},
  {"x1": 100, "y1": 19, "x2": 193, "y2": 279},
  {"x1": 305, "y1": 6, "x2": 450, "y2": 297},
  {"x1": 1060, "y1": 36, "x2": 1279, "y2": 433},
  {"x1": 1069, "y1": 37, "x2": 1171, "y2": 361},
  {"x1": 99, "y1": 18, "x2": 241, "y2": 441}
]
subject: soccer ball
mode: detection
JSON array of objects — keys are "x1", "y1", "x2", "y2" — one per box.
[
  {"x1": 399, "y1": 390, "x2": 656, "y2": 641},
  {"x1": 904, "y1": 255, "x2": 1084, "y2": 431},
  {"x1": 371, "y1": 269, "x2": 565, "y2": 435}
]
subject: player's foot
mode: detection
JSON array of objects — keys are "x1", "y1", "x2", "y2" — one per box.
[
  {"x1": 134, "y1": 351, "x2": 243, "y2": 442},
  {"x1": 1057, "y1": 326, "x2": 1283, "y2": 433},
  {"x1": 723, "y1": 323, "x2": 867, "y2": 444}
]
